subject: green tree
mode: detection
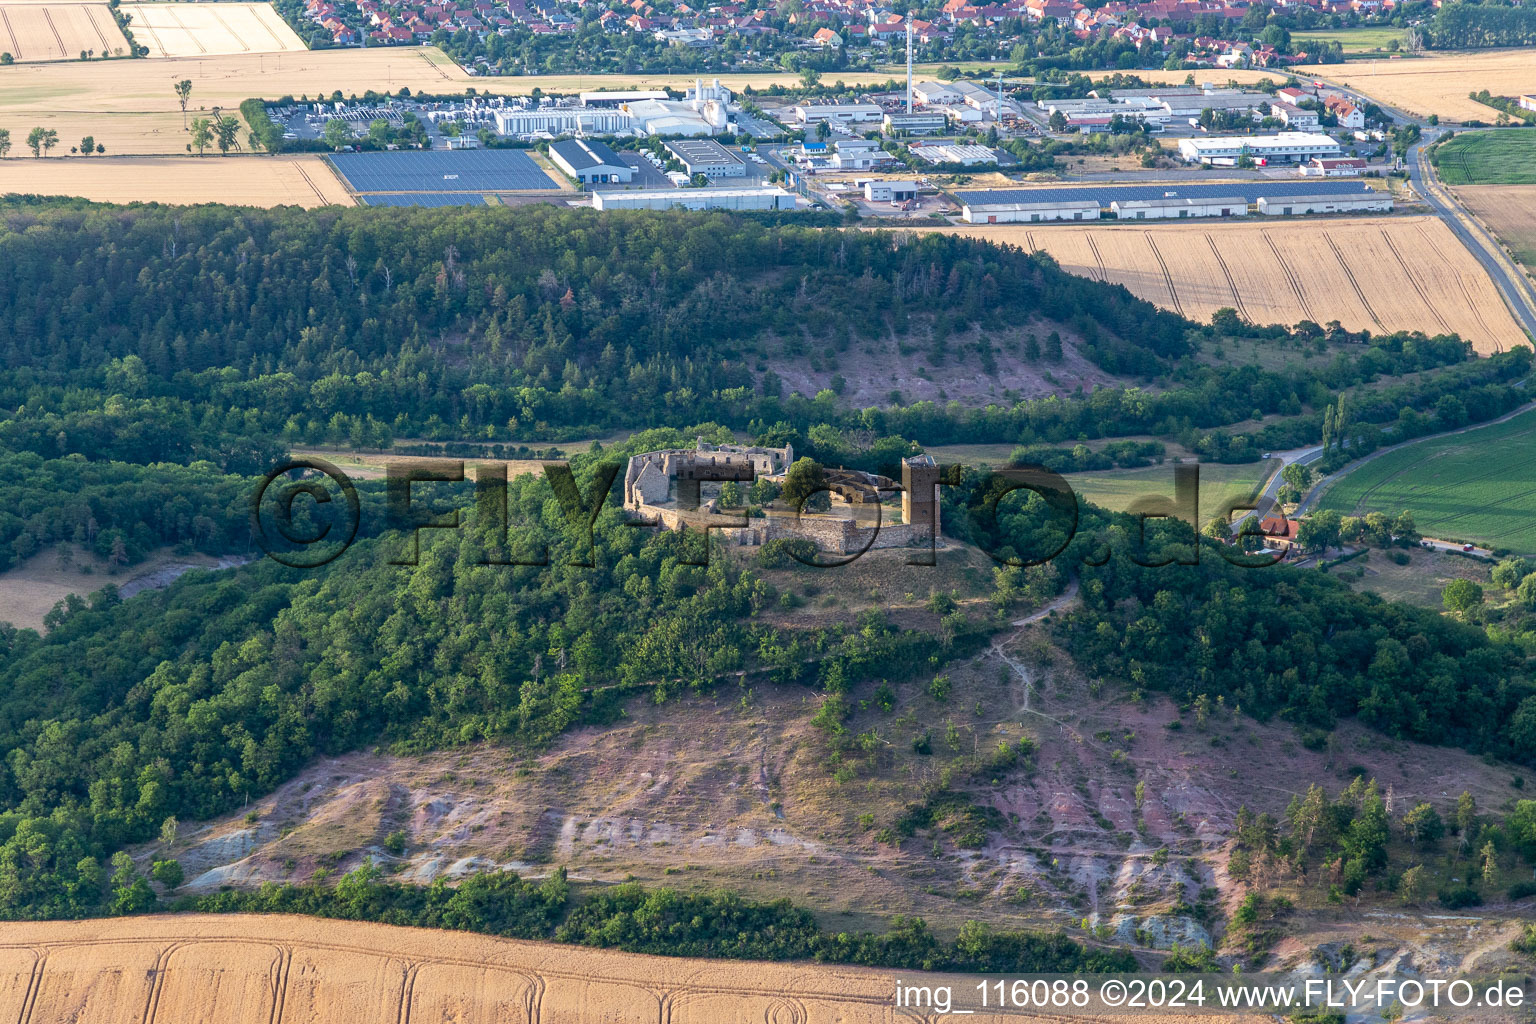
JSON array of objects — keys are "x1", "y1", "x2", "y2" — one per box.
[
  {"x1": 1481, "y1": 841, "x2": 1499, "y2": 889},
  {"x1": 323, "y1": 118, "x2": 352, "y2": 150},
  {"x1": 79, "y1": 135, "x2": 94, "y2": 156},
  {"x1": 1455, "y1": 791, "x2": 1478, "y2": 856},
  {"x1": 0, "y1": 128, "x2": 10, "y2": 158},
  {"x1": 1402, "y1": 803, "x2": 1443, "y2": 847},
  {"x1": 1398, "y1": 864, "x2": 1429, "y2": 905},
  {"x1": 1517, "y1": 573, "x2": 1536, "y2": 609},
  {"x1": 212, "y1": 115, "x2": 241, "y2": 156},
  {"x1": 1441, "y1": 578, "x2": 1483, "y2": 614},
  {"x1": 189, "y1": 117, "x2": 213, "y2": 155},
  {"x1": 26, "y1": 127, "x2": 58, "y2": 158},
  {"x1": 174, "y1": 80, "x2": 193, "y2": 130},
  {"x1": 1296, "y1": 509, "x2": 1341, "y2": 552},
  {"x1": 1493, "y1": 556, "x2": 1532, "y2": 589},
  {"x1": 781, "y1": 457, "x2": 829, "y2": 512},
  {"x1": 718, "y1": 481, "x2": 741, "y2": 508},
  {"x1": 150, "y1": 859, "x2": 184, "y2": 890}
]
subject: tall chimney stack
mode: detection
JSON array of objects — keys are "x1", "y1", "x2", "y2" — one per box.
[{"x1": 906, "y1": 20, "x2": 913, "y2": 114}]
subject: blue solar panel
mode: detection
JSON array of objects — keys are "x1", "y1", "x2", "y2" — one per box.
[
  {"x1": 360, "y1": 193, "x2": 499, "y2": 207},
  {"x1": 331, "y1": 150, "x2": 555, "y2": 194},
  {"x1": 956, "y1": 181, "x2": 1374, "y2": 207}
]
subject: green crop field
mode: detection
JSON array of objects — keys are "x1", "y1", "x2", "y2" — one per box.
[
  {"x1": 1068, "y1": 461, "x2": 1270, "y2": 526},
  {"x1": 1290, "y1": 27, "x2": 1406, "y2": 53},
  {"x1": 1434, "y1": 130, "x2": 1536, "y2": 185},
  {"x1": 1318, "y1": 406, "x2": 1536, "y2": 551}
]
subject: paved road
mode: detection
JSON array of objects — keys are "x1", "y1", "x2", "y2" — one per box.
[
  {"x1": 1230, "y1": 445, "x2": 1324, "y2": 531},
  {"x1": 1418, "y1": 537, "x2": 1493, "y2": 558},
  {"x1": 1406, "y1": 135, "x2": 1536, "y2": 344}
]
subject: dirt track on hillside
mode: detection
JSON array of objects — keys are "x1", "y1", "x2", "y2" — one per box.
[{"x1": 0, "y1": 914, "x2": 1259, "y2": 1023}]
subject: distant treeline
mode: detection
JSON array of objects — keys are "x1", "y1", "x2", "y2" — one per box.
[
  {"x1": 181, "y1": 866, "x2": 1136, "y2": 973},
  {"x1": 1429, "y1": 2, "x2": 1536, "y2": 48}
]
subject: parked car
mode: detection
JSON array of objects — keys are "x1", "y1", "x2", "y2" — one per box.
[{"x1": 1463, "y1": 543, "x2": 1475, "y2": 552}]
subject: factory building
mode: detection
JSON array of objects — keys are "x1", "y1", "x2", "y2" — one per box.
[
  {"x1": 580, "y1": 89, "x2": 668, "y2": 108},
  {"x1": 910, "y1": 143, "x2": 997, "y2": 166},
  {"x1": 663, "y1": 139, "x2": 748, "y2": 178},
  {"x1": 493, "y1": 107, "x2": 633, "y2": 136},
  {"x1": 865, "y1": 180, "x2": 919, "y2": 203},
  {"x1": 591, "y1": 187, "x2": 795, "y2": 211},
  {"x1": 1111, "y1": 196, "x2": 1248, "y2": 219},
  {"x1": 1257, "y1": 193, "x2": 1392, "y2": 215},
  {"x1": 549, "y1": 139, "x2": 634, "y2": 185},
  {"x1": 1178, "y1": 132, "x2": 1343, "y2": 165},
  {"x1": 961, "y1": 197, "x2": 1099, "y2": 224},
  {"x1": 911, "y1": 81, "x2": 963, "y2": 105},
  {"x1": 883, "y1": 111, "x2": 947, "y2": 135},
  {"x1": 791, "y1": 103, "x2": 884, "y2": 125}
]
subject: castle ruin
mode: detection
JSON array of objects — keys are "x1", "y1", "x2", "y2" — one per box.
[{"x1": 622, "y1": 440, "x2": 939, "y2": 555}]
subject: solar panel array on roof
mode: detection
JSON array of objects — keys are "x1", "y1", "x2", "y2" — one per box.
[
  {"x1": 330, "y1": 149, "x2": 556, "y2": 194},
  {"x1": 359, "y1": 193, "x2": 498, "y2": 207},
  {"x1": 956, "y1": 180, "x2": 1374, "y2": 208}
]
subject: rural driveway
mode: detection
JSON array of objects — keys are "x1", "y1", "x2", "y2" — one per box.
[
  {"x1": 1230, "y1": 445, "x2": 1324, "y2": 531},
  {"x1": 1418, "y1": 537, "x2": 1493, "y2": 558},
  {"x1": 1407, "y1": 135, "x2": 1536, "y2": 345}
]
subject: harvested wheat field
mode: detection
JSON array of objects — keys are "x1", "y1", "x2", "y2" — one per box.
[
  {"x1": 1304, "y1": 49, "x2": 1536, "y2": 121},
  {"x1": 928, "y1": 216, "x2": 1525, "y2": 353},
  {"x1": 121, "y1": 2, "x2": 306, "y2": 57},
  {"x1": 1457, "y1": 185, "x2": 1536, "y2": 275},
  {"x1": 0, "y1": 46, "x2": 907, "y2": 155},
  {"x1": 0, "y1": 914, "x2": 1257, "y2": 1024},
  {"x1": 0, "y1": 2, "x2": 128, "y2": 61},
  {"x1": 0, "y1": 154, "x2": 353, "y2": 206}
]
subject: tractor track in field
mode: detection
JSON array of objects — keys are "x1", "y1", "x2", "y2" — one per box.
[
  {"x1": 0, "y1": 7, "x2": 21, "y2": 58},
  {"x1": 87, "y1": 4, "x2": 114, "y2": 52},
  {"x1": 167, "y1": 6, "x2": 206, "y2": 52},
  {"x1": 42, "y1": 7, "x2": 66, "y2": 56},
  {"x1": 1205, "y1": 233, "x2": 1250, "y2": 321},
  {"x1": 1414, "y1": 220, "x2": 1502, "y2": 349},
  {"x1": 1144, "y1": 231, "x2": 1184, "y2": 316},
  {"x1": 211, "y1": 7, "x2": 249, "y2": 51},
  {"x1": 1263, "y1": 232, "x2": 1316, "y2": 323},
  {"x1": 1324, "y1": 231, "x2": 1382, "y2": 327},
  {"x1": 1381, "y1": 228, "x2": 1451, "y2": 335},
  {"x1": 1085, "y1": 233, "x2": 1109, "y2": 283}
]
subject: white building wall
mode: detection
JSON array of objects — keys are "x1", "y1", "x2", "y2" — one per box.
[
  {"x1": 1258, "y1": 196, "x2": 1392, "y2": 215},
  {"x1": 962, "y1": 202, "x2": 1098, "y2": 224}
]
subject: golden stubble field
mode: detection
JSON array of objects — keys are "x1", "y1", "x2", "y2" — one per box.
[
  {"x1": 122, "y1": 2, "x2": 306, "y2": 57},
  {"x1": 0, "y1": 46, "x2": 908, "y2": 155},
  {"x1": 0, "y1": 2, "x2": 128, "y2": 61},
  {"x1": 1303, "y1": 49, "x2": 1536, "y2": 121},
  {"x1": 922, "y1": 215, "x2": 1526, "y2": 354},
  {"x1": 0, "y1": 914, "x2": 1260, "y2": 1024},
  {"x1": 1456, "y1": 184, "x2": 1536, "y2": 274},
  {"x1": 0, "y1": 153, "x2": 353, "y2": 205}
]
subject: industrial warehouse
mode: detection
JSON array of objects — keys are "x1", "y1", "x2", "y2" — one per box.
[
  {"x1": 548, "y1": 139, "x2": 633, "y2": 185},
  {"x1": 591, "y1": 187, "x2": 796, "y2": 212},
  {"x1": 956, "y1": 181, "x2": 1389, "y2": 223},
  {"x1": 663, "y1": 139, "x2": 748, "y2": 179},
  {"x1": 1177, "y1": 132, "x2": 1344, "y2": 165}
]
